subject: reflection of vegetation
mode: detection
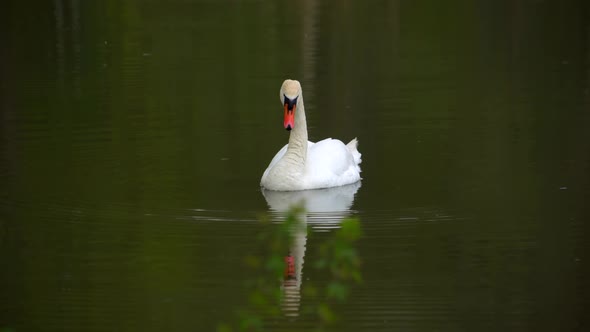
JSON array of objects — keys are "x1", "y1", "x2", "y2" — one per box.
[{"x1": 218, "y1": 207, "x2": 362, "y2": 332}]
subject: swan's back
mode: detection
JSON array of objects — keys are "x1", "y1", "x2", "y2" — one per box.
[{"x1": 306, "y1": 138, "x2": 361, "y2": 188}]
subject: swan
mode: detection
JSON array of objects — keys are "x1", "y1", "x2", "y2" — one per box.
[{"x1": 260, "y1": 79, "x2": 362, "y2": 191}]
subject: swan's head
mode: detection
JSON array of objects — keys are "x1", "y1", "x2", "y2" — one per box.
[{"x1": 280, "y1": 79, "x2": 301, "y2": 131}]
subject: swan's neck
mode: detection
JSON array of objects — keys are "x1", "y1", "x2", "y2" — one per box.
[{"x1": 286, "y1": 96, "x2": 308, "y2": 165}]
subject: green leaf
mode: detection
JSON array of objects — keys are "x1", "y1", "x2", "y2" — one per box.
[
  {"x1": 326, "y1": 282, "x2": 349, "y2": 301},
  {"x1": 338, "y1": 218, "x2": 362, "y2": 241},
  {"x1": 265, "y1": 255, "x2": 284, "y2": 276},
  {"x1": 317, "y1": 303, "x2": 336, "y2": 324},
  {"x1": 352, "y1": 270, "x2": 363, "y2": 283},
  {"x1": 239, "y1": 315, "x2": 263, "y2": 331}
]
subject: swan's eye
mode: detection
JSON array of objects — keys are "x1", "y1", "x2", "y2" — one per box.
[{"x1": 283, "y1": 95, "x2": 298, "y2": 111}]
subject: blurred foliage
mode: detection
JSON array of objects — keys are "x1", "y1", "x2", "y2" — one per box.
[{"x1": 218, "y1": 206, "x2": 362, "y2": 332}]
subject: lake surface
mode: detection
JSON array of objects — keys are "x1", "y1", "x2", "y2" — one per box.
[{"x1": 1, "y1": 1, "x2": 589, "y2": 331}]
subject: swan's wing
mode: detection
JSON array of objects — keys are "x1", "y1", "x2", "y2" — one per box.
[
  {"x1": 307, "y1": 138, "x2": 357, "y2": 178},
  {"x1": 346, "y1": 138, "x2": 362, "y2": 169}
]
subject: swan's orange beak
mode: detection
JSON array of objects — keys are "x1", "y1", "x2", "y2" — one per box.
[{"x1": 284, "y1": 103, "x2": 295, "y2": 131}]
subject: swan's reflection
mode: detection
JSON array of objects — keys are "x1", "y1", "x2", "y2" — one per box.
[{"x1": 261, "y1": 182, "x2": 361, "y2": 317}]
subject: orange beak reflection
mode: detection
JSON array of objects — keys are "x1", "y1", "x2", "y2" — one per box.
[{"x1": 284, "y1": 103, "x2": 295, "y2": 131}]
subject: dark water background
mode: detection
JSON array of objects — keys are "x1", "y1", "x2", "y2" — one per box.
[{"x1": 1, "y1": 1, "x2": 589, "y2": 331}]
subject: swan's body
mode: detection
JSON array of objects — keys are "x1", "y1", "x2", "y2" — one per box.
[{"x1": 260, "y1": 79, "x2": 362, "y2": 191}]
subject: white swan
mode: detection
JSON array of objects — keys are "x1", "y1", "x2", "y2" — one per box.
[{"x1": 260, "y1": 79, "x2": 362, "y2": 191}]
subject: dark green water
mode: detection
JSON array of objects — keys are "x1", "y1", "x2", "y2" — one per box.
[{"x1": 1, "y1": 1, "x2": 589, "y2": 331}]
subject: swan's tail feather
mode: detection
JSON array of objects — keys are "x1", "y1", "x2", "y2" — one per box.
[{"x1": 346, "y1": 138, "x2": 362, "y2": 172}]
